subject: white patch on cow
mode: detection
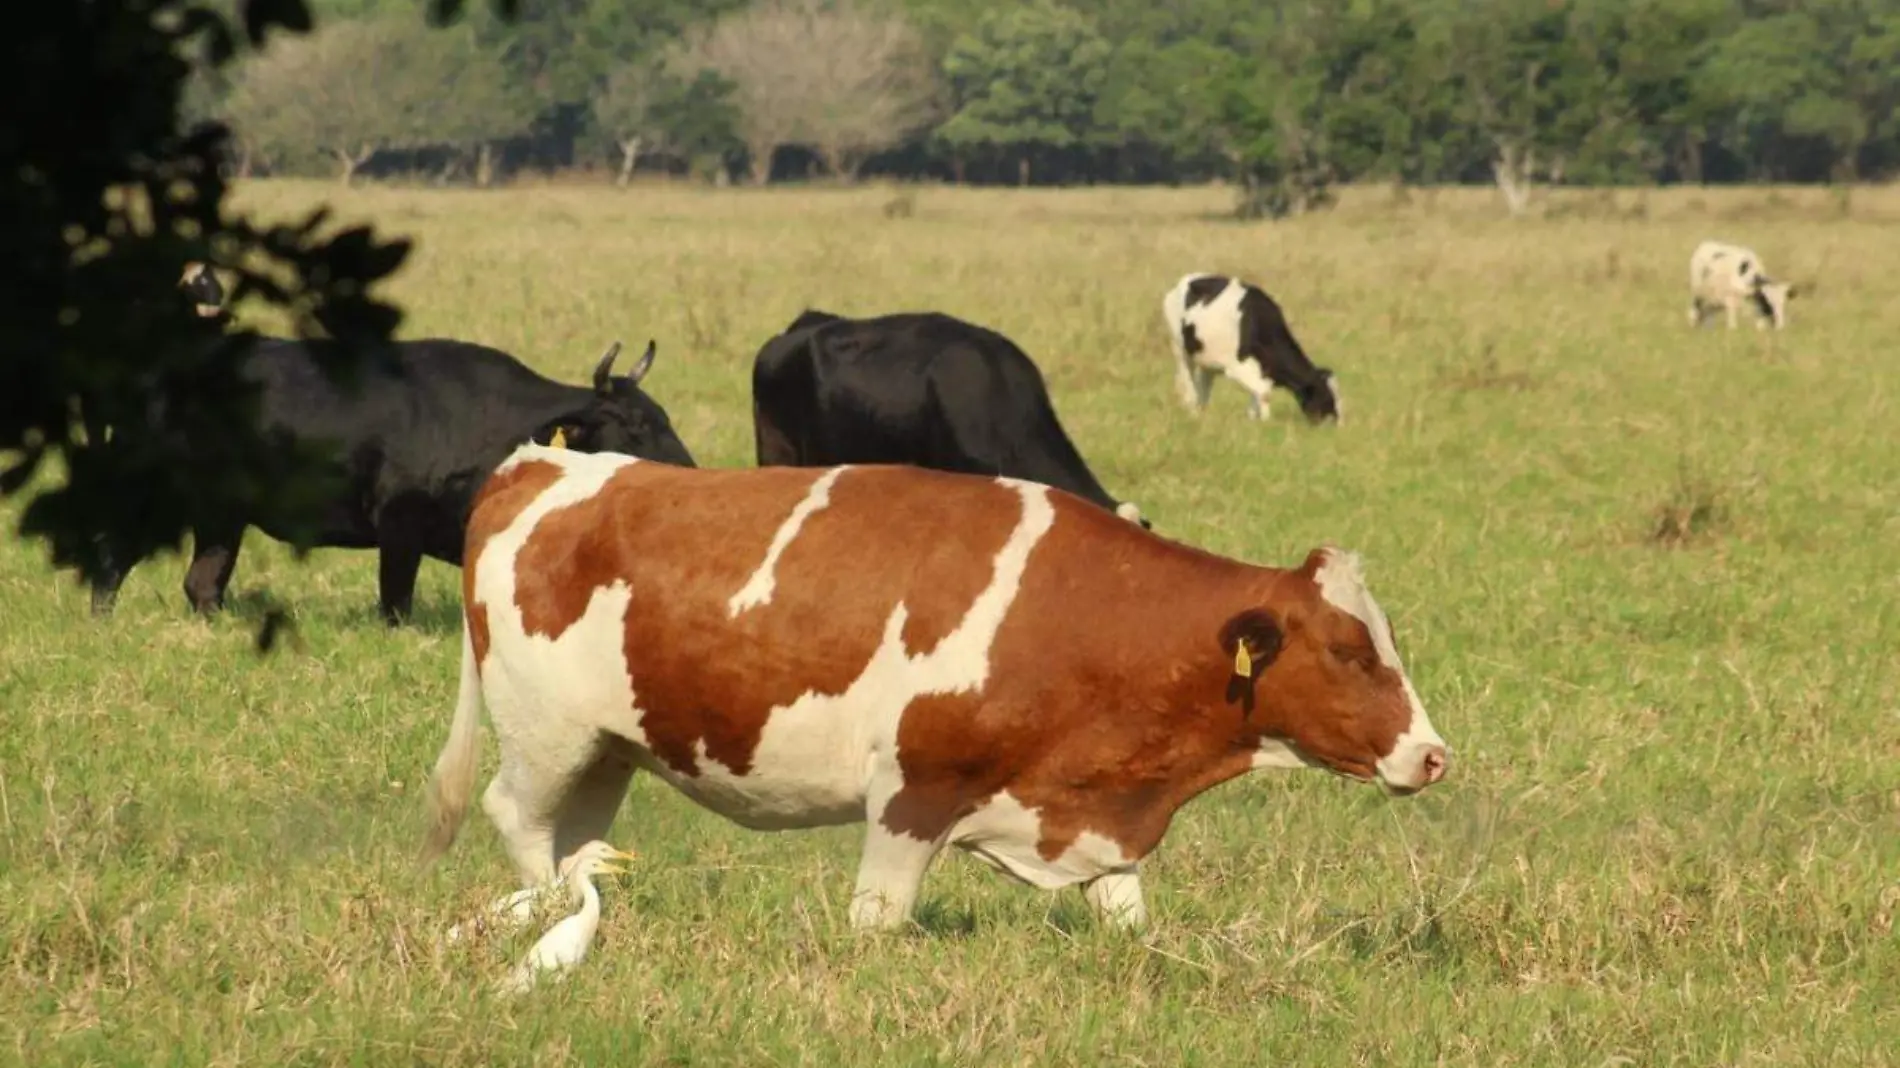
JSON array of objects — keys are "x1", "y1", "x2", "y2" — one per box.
[
  {"x1": 464, "y1": 445, "x2": 653, "y2": 886},
  {"x1": 1251, "y1": 737, "x2": 1312, "y2": 771},
  {"x1": 1311, "y1": 549, "x2": 1446, "y2": 791},
  {"x1": 1082, "y1": 869, "x2": 1147, "y2": 928},
  {"x1": 1115, "y1": 501, "x2": 1144, "y2": 524},
  {"x1": 638, "y1": 477, "x2": 1058, "y2": 833},
  {"x1": 474, "y1": 447, "x2": 647, "y2": 735},
  {"x1": 1168, "y1": 274, "x2": 1249, "y2": 378},
  {"x1": 728, "y1": 465, "x2": 846, "y2": 617},
  {"x1": 950, "y1": 790, "x2": 1135, "y2": 890}
]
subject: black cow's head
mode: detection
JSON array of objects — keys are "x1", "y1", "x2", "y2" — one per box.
[
  {"x1": 179, "y1": 261, "x2": 225, "y2": 318},
  {"x1": 544, "y1": 340, "x2": 697, "y2": 467},
  {"x1": 1293, "y1": 370, "x2": 1340, "y2": 425}
]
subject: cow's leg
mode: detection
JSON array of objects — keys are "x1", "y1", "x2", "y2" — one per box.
[
  {"x1": 548, "y1": 742, "x2": 637, "y2": 875},
  {"x1": 1725, "y1": 299, "x2": 1740, "y2": 330},
  {"x1": 851, "y1": 781, "x2": 946, "y2": 930},
  {"x1": 89, "y1": 543, "x2": 129, "y2": 617},
  {"x1": 481, "y1": 760, "x2": 566, "y2": 889},
  {"x1": 1221, "y1": 360, "x2": 1273, "y2": 422},
  {"x1": 481, "y1": 717, "x2": 612, "y2": 888},
  {"x1": 182, "y1": 524, "x2": 243, "y2": 615},
  {"x1": 1082, "y1": 866, "x2": 1147, "y2": 930},
  {"x1": 850, "y1": 823, "x2": 943, "y2": 930},
  {"x1": 377, "y1": 548, "x2": 422, "y2": 626},
  {"x1": 1174, "y1": 363, "x2": 1215, "y2": 414},
  {"x1": 375, "y1": 506, "x2": 425, "y2": 626},
  {"x1": 1687, "y1": 299, "x2": 1705, "y2": 328},
  {"x1": 753, "y1": 401, "x2": 800, "y2": 466}
]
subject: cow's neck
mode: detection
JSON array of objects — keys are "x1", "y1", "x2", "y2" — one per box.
[{"x1": 1087, "y1": 558, "x2": 1317, "y2": 849}]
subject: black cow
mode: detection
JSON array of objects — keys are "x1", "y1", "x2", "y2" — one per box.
[
  {"x1": 1162, "y1": 273, "x2": 1339, "y2": 424},
  {"x1": 90, "y1": 333, "x2": 696, "y2": 625},
  {"x1": 750, "y1": 308, "x2": 1148, "y2": 528}
]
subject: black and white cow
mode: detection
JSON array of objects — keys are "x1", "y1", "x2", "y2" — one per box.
[
  {"x1": 1688, "y1": 240, "x2": 1798, "y2": 330},
  {"x1": 90, "y1": 334, "x2": 696, "y2": 625},
  {"x1": 750, "y1": 309, "x2": 1148, "y2": 527},
  {"x1": 1162, "y1": 273, "x2": 1339, "y2": 424}
]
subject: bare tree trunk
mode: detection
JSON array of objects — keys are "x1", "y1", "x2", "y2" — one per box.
[
  {"x1": 749, "y1": 141, "x2": 774, "y2": 184},
  {"x1": 475, "y1": 143, "x2": 495, "y2": 187},
  {"x1": 818, "y1": 145, "x2": 850, "y2": 182},
  {"x1": 1492, "y1": 141, "x2": 1535, "y2": 217},
  {"x1": 1679, "y1": 136, "x2": 1703, "y2": 184},
  {"x1": 616, "y1": 137, "x2": 643, "y2": 187},
  {"x1": 952, "y1": 156, "x2": 965, "y2": 185},
  {"x1": 1017, "y1": 155, "x2": 1030, "y2": 187},
  {"x1": 336, "y1": 144, "x2": 374, "y2": 186}
]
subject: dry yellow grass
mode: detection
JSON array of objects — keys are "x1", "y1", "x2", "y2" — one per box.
[{"x1": 2, "y1": 178, "x2": 1895, "y2": 1066}]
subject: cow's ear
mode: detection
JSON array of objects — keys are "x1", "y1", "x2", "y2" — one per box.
[
  {"x1": 1219, "y1": 609, "x2": 1282, "y2": 714},
  {"x1": 1220, "y1": 609, "x2": 1282, "y2": 675},
  {"x1": 535, "y1": 421, "x2": 580, "y2": 449}
]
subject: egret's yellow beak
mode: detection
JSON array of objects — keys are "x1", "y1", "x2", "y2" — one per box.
[{"x1": 593, "y1": 848, "x2": 639, "y2": 877}]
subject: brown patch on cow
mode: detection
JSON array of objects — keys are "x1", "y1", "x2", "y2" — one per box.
[
  {"x1": 461, "y1": 458, "x2": 564, "y2": 669},
  {"x1": 879, "y1": 502, "x2": 1273, "y2": 858},
  {"x1": 897, "y1": 490, "x2": 1019, "y2": 657},
  {"x1": 507, "y1": 462, "x2": 1024, "y2": 781},
  {"x1": 882, "y1": 507, "x2": 1421, "y2": 866}
]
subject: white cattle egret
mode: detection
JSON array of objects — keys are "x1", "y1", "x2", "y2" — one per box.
[
  {"x1": 496, "y1": 840, "x2": 637, "y2": 995},
  {"x1": 446, "y1": 841, "x2": 637, "y2": 945}
]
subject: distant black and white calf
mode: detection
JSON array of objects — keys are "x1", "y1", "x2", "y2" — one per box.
[
  {"x1": 1162, "y1": 273, "x2": 1339, "y2": 424},
  {"x1": 750, "y1": 309, "x2": 1147, "y2": 527},
  {"x1": 1688, "y1": 240, "x2": 1798, "y2": 330},
  {"x1": 91, "y1": 333, "x2": 696, "y2": 625}
]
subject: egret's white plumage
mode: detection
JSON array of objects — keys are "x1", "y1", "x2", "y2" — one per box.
[
  {"x1": 495, "y1": 840, "x2": 637, "y2": 995},
  {"x1": 445, "y1": 885, "x2": 550, "y2": 944}
]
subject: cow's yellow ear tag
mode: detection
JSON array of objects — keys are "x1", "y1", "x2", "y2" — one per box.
[
  {"x1": 1233, "y1": 642, "x2": 1252, "y2": 678},
  {"x1": 549, "y1": 427, "x2": 567, "y2": 449}
]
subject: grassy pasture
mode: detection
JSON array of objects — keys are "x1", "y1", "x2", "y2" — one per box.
[{"x1": 3, "y1": 179, "x2": 1897, "y2": 1066}]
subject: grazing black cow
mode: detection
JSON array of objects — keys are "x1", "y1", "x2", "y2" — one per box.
[
  {"x1": 750, "y1": 308, "x2": 1148, "y2": 527},
  {"x1": 90, "y1": 333, "x2": 696, "y2": 625},
  {"x1": 1162, "y1": 273, "x2": 1339, "y2": 424}
]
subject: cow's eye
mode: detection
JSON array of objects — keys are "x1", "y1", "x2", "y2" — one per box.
[{"x1": 1330, "y1": 645, "x2": 1377, "y2": 672}]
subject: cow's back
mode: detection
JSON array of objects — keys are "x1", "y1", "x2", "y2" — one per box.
[{"x1": 752, "y1": 313, "x2": 1120, "y2": 509}]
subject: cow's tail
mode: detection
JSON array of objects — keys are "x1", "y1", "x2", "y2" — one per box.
[{"x1": 421, "y1": 619, "x2": 486, "y2": 864}]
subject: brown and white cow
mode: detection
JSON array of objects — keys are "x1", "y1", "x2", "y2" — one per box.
[{"x1": 422, "y1": 445, "x2": 1448, "y2": 934}]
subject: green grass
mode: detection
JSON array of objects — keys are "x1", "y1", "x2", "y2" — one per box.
[{"x1": 4, "y1": 180, "x2": 1897, "y2": 1066}]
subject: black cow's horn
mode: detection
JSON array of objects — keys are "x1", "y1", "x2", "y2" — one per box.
[
  {"x1": 628, "y1": 339, "x2": 657, "y2": 384},
  {"x1": 592, "y1": 341, "x2": 623, "y2": 394}
]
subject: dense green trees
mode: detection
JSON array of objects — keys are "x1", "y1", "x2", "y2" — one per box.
[{"x1": 200, "y1": 0, "x2": 1900, "y2": 209}]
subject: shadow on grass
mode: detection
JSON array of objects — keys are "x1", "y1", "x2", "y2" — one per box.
[
  {"x1": 221, "y1": 585, "x2": 464, "y2": 643},
  {"x1": 908, "y1": 900, "x2": 980, "y2": 938},
  {"x1": 1336, "y1": 904, "x2": 1467, "y2": 969}
]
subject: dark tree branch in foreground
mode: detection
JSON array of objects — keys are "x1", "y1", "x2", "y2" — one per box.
[{"x1": 0, "y1": 0, "x2": 519, "y2": 644}]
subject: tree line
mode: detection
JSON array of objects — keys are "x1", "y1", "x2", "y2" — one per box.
[{"x1": 194, "y1": 0, "x2": 1900, "y2": 215}]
